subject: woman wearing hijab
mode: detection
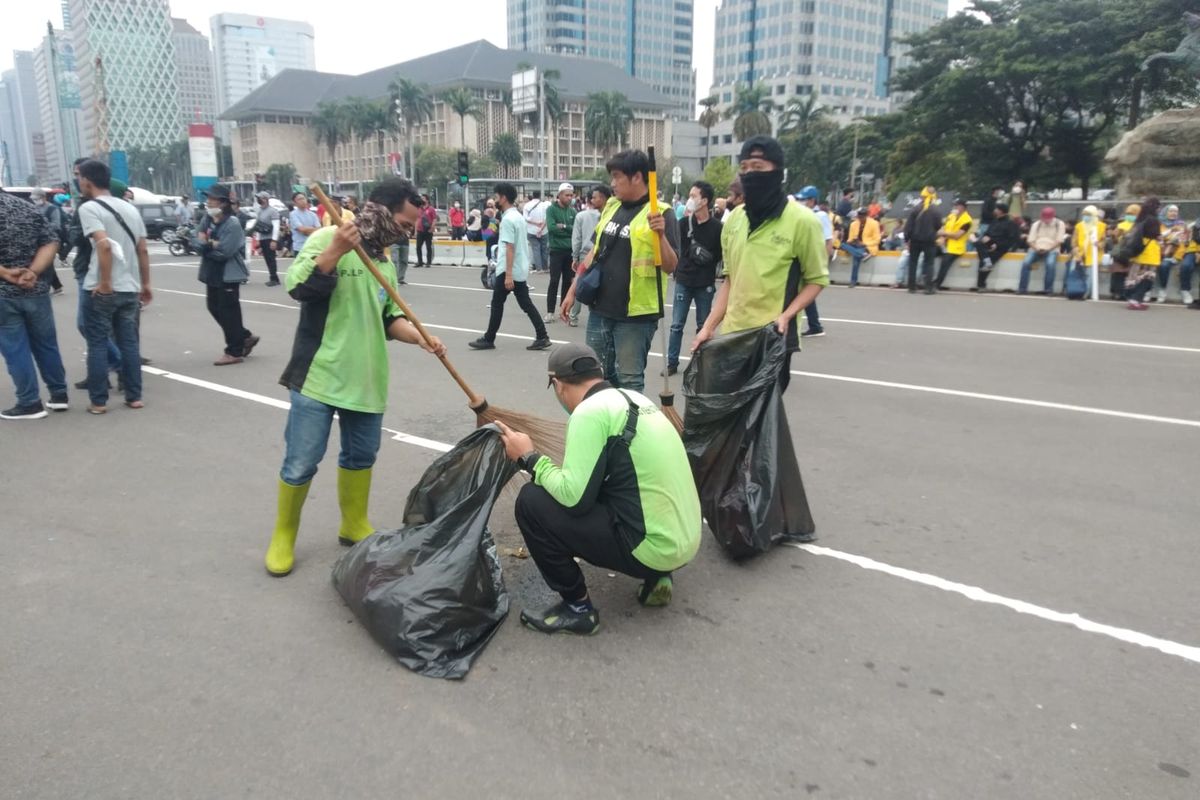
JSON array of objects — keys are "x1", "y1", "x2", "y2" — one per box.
[
  {"x1": 1117, "y1": 198, "x2": 1163, "y2": 310},
  {"x1": 1157, "y1": 204, "x2": 1189, "y2": 303}
]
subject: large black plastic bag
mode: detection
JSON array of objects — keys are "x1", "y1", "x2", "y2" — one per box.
[
  {"x1": 331, "y1": 426, "x2": 517, "y2": 679},
  {"x1": 682, "y1": 325, "x2": 816, "y2": 560}
]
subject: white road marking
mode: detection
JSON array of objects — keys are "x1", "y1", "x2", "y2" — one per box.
[
  {"x1": 790, "y1": 543, "x2": 1200, "y2": 665},
  {"x1": 133, "y1": 365, "x2": 1200, "y2": 667},
  {"x1": 153, "y1": 288, "x2": 1200, "y2": 429}
]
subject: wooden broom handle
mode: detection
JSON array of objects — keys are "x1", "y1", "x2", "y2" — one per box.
[
  {"x1": 309, "y1": 184, "x2": 485, "y2": 408},
  {"x1": 647, "y1": 146, "x2": 663, "y2": 266}
]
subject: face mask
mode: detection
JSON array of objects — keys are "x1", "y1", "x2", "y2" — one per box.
[
  {"x1": 1012, "y1": 185, "x2": 1023, "y2": 194},
  {"x1": 685, "y1": 198, "x2": 698, "y2": 214},
  {"x1": 1083, "y1": 214, "x2": 1095, "y2": 223},
  {"x1": 1124, "y1": 215, "x2": 1136, "y2": 223},
  {"x1": 207, "y1": 207, "x2": 223, "y2": 219},
  {"x1": 740, "y1": 169, "x2": 786, "y2": 221}
]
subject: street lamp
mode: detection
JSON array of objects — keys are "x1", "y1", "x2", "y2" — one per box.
[{"x1": 147, "y1": 166, "x2": 155, "y2": 193}]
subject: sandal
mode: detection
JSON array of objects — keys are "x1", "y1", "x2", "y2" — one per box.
[
  {"x1": 87, "y1": 405, "x2": 107, "y2": 415},
  {"x1": 124, "y1": 400, "x2": 144, "y2": 409}
]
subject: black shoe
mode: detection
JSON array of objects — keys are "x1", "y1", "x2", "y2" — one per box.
[
  {"x1": 75, "y1": 378, "x2": 111, "y2": 391},
  {"x1": 924, "y1": 288, "x2": 936, "y2": 295},
  {"x1": 265, "y1": 278, "x2": 280, "y2": 287},
  {"x1": 1189, "y1": 301, "x2": 1200, "y2": 309},
  {"x1": 140, "y1": 356, "x2": 151, "y2": 366},
  {"x1": 468, "y1": 338, "x2": 496, "y2": 350},
  {"x1": 801, "y1": 329, "x2": 825, "y2": 338},
  {"x1": 527, "y1": 337, "x2": 552, "y2": 351},
  {"x1": 46, "y1": 395, "x2": 69, "y2": 412},
  {"x1": 660, "y1": 365, "x2": 678, "y2": 377},
  {"x1": 783, "y1": 531, "x2": 818, "y2": 544},
  {"x1": 908, "y1": 288, "x2": 916, "y2": 294},
  {"x1": 1, "y1": 401, "x2": 47, "y2": 420},
  {"x1": 520, "y1": 602, "x2": 600, "y2": 635},
  {"x1": 242, "y1": 334, "x2": 261, "y2": 357}
]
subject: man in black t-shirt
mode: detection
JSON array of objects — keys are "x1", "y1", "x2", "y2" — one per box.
[{"x1": 665, "y1": 181, "x2": 722, "y2": 375}]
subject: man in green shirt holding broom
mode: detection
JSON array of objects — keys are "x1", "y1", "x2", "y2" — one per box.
[{"x1": 264, "y1": 178, "x2": 447, "y2": 577}]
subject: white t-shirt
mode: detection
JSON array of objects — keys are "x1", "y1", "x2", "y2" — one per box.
[
  {"x1": 524, "y1": 199, "x2": 547, "y2": 238},
  {"x1": 814, "y1": 209, "x2": 834, "y2": 242},
  {"x1": 78, "y1": 196, "x2": 147, "y2": 292}
]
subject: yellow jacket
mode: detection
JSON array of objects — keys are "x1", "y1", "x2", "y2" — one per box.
[
  {"x1": 939, "y1": 211, "x2": 974, "y2": 256},
  {"x1": 1072, "y1": 221, "x2": 1107, "y2": 266},
  {"x1": 847, "y1": 217, "x2": 881, "y2": 254}
]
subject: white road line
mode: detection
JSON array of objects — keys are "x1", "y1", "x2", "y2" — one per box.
[
  {"x1": 790, "y1": 543, "x2": 1200, "y2": 665},
  {"x1": 133, "y1": 364, "x2": 1200, "y2": 667},
  {"x1": 153, "y1": 288, "x2": 1200, "y2": 429},
  {"x1": 820, "y1": 317, "x2": 1200, "y2": 354}
]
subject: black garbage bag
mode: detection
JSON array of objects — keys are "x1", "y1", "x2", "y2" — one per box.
[
  {"x1": 681, "y1": 325, "x2": 815, "y2": 560},
  {"x1": 331, "y1": 426, "x2": 517, "y2": 679}
]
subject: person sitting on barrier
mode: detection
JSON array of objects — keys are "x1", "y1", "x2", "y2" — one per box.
[{"x1": 497, "y1": 344, "x2": 701, "y2": 636}]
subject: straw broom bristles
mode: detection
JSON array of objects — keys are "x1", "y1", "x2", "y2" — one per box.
[
  {"x1": 308, "y1": 183, "x2": 566, "y2": 459},
  {"x1": 647, "y1": 147, "x2": 685, "y2": 434}
]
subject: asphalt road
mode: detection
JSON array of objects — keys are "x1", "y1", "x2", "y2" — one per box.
[{"x1": 2, "y1": 243, "x2": 1198, "y2": 799}]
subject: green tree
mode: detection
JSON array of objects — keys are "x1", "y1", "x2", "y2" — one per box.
[
  {"x1": 782, "y1": 118, "x2": 852, "y2": 194},
  {"x1": 724, "y1": 83, "x2": 776, "y2": 141},
  {"x1": 413, "y1": 146, "x2": 459, "y2": 192},
  {"x1": 584, "y1": 91, "x2": 633, "y2": 156},
  {"x1": 703, "y1": 157, "x2": 735, "y2": 197},
  {"x1": 442, "y1": 87, "x2": 485, "y2": 152},
  {"x1": 489, "y1": 132, "x2": 522, "y2": 179},
  {"x1": 698, "y1": 94, "x2": 721, "y2": 168},
  {"x1": 344, "y1": 96, "x2": 387, "y2": 177},
  {"x1": 778, "y1": 94, "x2": 829, "y2": 138},
  {"x1": 311, "y1": 100, "x2": 350, "y2": 187},
  {"x1": 389, "y1": 77, "x2": 434, "y2": 182},
  {"x1": 264, "y1": 163, "x2": 297, "y2": 199}
]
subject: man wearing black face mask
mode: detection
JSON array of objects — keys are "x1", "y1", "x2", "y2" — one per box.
[{"x1": 691, "y1": 136, "x2": 828, "y2": 392}]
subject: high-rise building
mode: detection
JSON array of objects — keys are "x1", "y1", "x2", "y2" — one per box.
[
  {"x1": 172, "y1": 19, "x2": 218, "y2": 127},
  {"x1": 1, "y1": 51, "x2": 46, "y2": 183},
  {"x1": 507, "y1": 0, "x2": 695, "y2": 118},
  {"x1": 710, "y1": 0, "x2": 947, "y2": 124},
  {"x1": 33, "y1": 27, "x2": 84, "y2": 182},
  {"x1": 68, "y1": 0, "x2": 183, "y2": 153},
  {"x1": 210, "y1": 14, "x2": 315, "y2": 140}
]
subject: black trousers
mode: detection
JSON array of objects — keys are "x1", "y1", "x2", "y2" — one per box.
[
  {"x1": 415, "y1": 231, "x2": 434, "y2": 265},
  {"x1": 260, "y1": 239, "x2": 278, "y2": 279},
  {"x1": 206, "y1": 284, "x2": 251, "y2": 356},
  {"x1": 516, "y1": 484, "x2": 663, "y2": 602},
  {"x1": 547, "y1": 249, "x2": 574, "y2": 313},
  {"x1": 977, "y1": 248, "x2": 1006, "y2": 288},
  {"x1": 908, "y1": 242, "x2": 938, "y2": 290},
  {"x1": 484, "y1": 279, "x2": 547, "y2": 342},
  {"x1": 1110, "y1": 270, "x2": 1127, "y2": 300},
  {"x1": 934, "y1": 253, "x2": 960, "y2": 288}
]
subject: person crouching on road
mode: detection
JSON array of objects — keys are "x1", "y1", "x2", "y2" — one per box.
[
  {"x1": 497, "y1": 344, "x2": 701, "y2": 635},
  {"x1": 264, "y1": 178, "x2": 447, "y2": 577},
  {"x1": 194, "y1": 184, "x2": 259, "y2": 366}
]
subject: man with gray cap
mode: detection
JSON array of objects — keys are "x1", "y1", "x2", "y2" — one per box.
[
  {"x1": 497, "y1": 343, "x2": 701, "y2": 635},
  {"x1": 253, "y1": 191, "x2": 282, "y2": 286}
]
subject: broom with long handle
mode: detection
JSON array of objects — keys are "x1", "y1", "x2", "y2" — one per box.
[
  {"x1": 309, "y1": 183, "x2": 565, "y2": 458},
  {"x1": 646, "y1": 148, "x2": 684, "y2": 434}
]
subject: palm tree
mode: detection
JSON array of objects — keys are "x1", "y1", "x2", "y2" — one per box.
[
  {"x1": 725, "y1": 83, "x2": 777, "y2": 141},
  {"x1": 490, "y1": 132, "x2": 522, "y2": 178},
  {"x1": 311, "y1": 100, "x2": 350, "y2": 187},
  {"x1": 442, "y1": 86, "x2": 484, "y2": 151},
  {"x1": 698, "y1": 94, "x2": 721, "y2": 167},
  {"x1": 388, "y1": 76, "x2": 434, "y2": 182},
  {"x1": 584, "y1": 91, "x2": 633, "y2": 157},
  {"x1": 778, "y1": 94, "x2": 829, "y2": 137},
  {"x1": 344, "y1": 96, "x2": 382, "y2": 178}
]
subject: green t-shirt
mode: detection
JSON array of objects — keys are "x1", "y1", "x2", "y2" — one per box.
[
  {"x1": 720, "y1": 202, "x2": 830, "y2": 338},
  {"x1": 279, "y1": 226, "x2": 404, "y2": 413},
  {"x1": 532, "y1": 385, "x2": 702, "y2": 572},
  {"x1": 545, "y1": 201, "x2": 577, "y2": 253}
]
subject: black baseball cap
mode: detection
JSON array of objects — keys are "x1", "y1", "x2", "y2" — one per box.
[
  {"x1": 204, "y1": 184, "x2": 232, "y2": 202},
  {"x1": 738, "y1": 135, "x2": 785, "y2": 169},
  {"x1": 547, "y1": 344, "x2": 603, "y2": 387}
]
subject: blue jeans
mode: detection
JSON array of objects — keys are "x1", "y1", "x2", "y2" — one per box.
[
  {"x1": 280, "y1": 390, "x2": 383, "y2": 485},
  {"x1": 667, "y1": 282, "x2": 715, "y2": 368},
  {"x1": 527, "y1": 235, "x2": 548, "y2": 271},
  {"x1": 0, "y1": 293, "x2": 67, "y2": 407},
  {"x1": 76, "y1": 277, "x2": 121, "y2": 372},
  {"x1": 1019, "y1": 250, "x2": 1058, "y2": 293},
  {"x1": 585, "y1": 312, "x2": 656, "y2": 392},
  {"x1": 1158, "y1": 256, "x2": 1196, "y2": 295},
  {"x1": 841, "y1": 243, "x2": 868, "y2": 284},
  {"x1": 805, "y1": 300, "x2": 822, "y2": 333},
  {"x1": 85, "y1": 291, "x2": 142, "y2": 406},
  {"x1": 391, "y1": 242, "x2": 409, "y2": 282}
]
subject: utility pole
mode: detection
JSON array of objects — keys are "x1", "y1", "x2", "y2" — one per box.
[
  {"x1": 849, "y1": 123, "x2": 860, "y2": 193},
  {"x1": 538, "y1": 68, "x2": 547, "y2": 199}
]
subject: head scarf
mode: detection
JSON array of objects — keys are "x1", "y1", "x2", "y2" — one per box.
[
  {"x1": 920, "y1": 186, "x2": 937, "y2": 210},
  {"x1": 355, "y1": 201, "x2": 405, "y2": 259}
]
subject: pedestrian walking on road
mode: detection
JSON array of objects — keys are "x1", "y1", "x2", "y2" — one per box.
[
  {"x1": 253, "y1": 191, "x2": 282, "y2": 286},
  {"x1": 1117, "y1": 197, "x2": 1163, "y2": 310},
  {"x1": 524, "y1": 191, "x2": 548, "y2": 272},
  {"x1": 30, "y1": 189, "x2": 65, "y2": 294},
  {"x1": 288, "y1": 192, "x2": 320, "y2": 254},
  {"x1": 545, "y1": 182, "x2": 577, "y2": 322},
  {"x1": 795, "y1": 184, "x2": 831, "y2": 336},
  {"x1": 415, "y1": 196, "x2": 435, "y2": 267},
  {"x1": 469, "y1": 183, "x2": 551, "y2": 352},
  {"x1": 194, "y1": 184, "x2": 258, "y2": 366},
  {"x1": 265, "y1": 178, "x2": 447, "y2": 577},
  {"x1": 665, "y1": 180, "x2": 722, "y2": 375},
  {"x1": 0, "y1": 185, "x2": 69, "y2": 419},
  {"x1": 568, "y1": 185, "x2": 609, "y2": 328},
  {"x1": 448, "y1": 201, "x2": 465, "y2": 240},
  {"x1": 74, "y1": 159, "x2": 153, "y2": 414}
]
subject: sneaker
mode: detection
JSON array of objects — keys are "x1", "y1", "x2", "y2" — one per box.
[
  {"x1": 527, "y1": 337, "x2": 552, "y2": 351},
  {"x1": 52, "y1": 287, "x2": 64, "y2": 295},
  {"x1": 801, "y1": 329, "x2": 825, "y2": 338},
  {"x1": 1155, "y1": 290, "x2": 1167, "y2": 303},
  {"x1": 468, "y1": 338, "x2": 496, "y2": 350},
  {"x1": 542, "y1": 312, "x2": 556, "y2": 323},
  {"x1": 637, "y1": 576, "x2": 673, "y2": 607},
  {"x1": 661, "y1": 365, "x2": 678, "y2": 377},
  {"x1": 848, "y1": 282, "x2": 858, "y2": 288},
  {"x1": 568, "y1": 318, "x2": 579, "y2": 328},
  {"x1": 242, "y1": 334, "x2": 261, "y2": 357},
  {"x1": 520, "y1": 601, "x2": 600, "y2": 635},
  {"x1": 46, "y1": 395, "x2": 69, "y2": 412},
  {"x1": 1182, "y1": 290, "x2": 1195, "y2": 306},
  {"x1": 213, "y1": 354, "x2": 245, "y2": 365},
  {"x1": 1, "y1": 401, "x2": 47, "y2": 420},
  {"x1": 861, "y1": 253, "x2": 874, "y2": 262},
  {"x1": 783, "y1": 531, "x2": 818, "y2": 544},
  {"x1": 265, "y1": 278, "x2": 281, "y2": 287}
]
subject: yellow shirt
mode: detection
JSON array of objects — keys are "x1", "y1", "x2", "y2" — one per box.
[
  {"x1": 940, "y1": 211, "x2": 974, "y2": 256},
  {"x1": 847, "y1": 217, "x2": 881, "y2": 254},
  {"x1": 1072, "y1": 221, "x2": 1107, "y2": 266},
  {"x1": 321, "y1": 207, "x2": 356, "y2": 227}
]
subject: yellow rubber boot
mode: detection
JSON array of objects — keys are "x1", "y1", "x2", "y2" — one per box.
[
  {"x1": 265, "y1": 479, "x2": 311, "y2": 577},
  {"x1": 337, "y1": 467, "x2": 375, "y2": 546}
]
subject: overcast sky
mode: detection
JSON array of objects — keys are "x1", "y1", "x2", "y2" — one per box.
[{"x1": 3, "y1": 0, "x2": 969, "y2": 103}]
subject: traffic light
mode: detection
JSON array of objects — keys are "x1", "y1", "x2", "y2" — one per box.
[{"x1": 457, "y1": 151, "x2": 469, "y2": 185}]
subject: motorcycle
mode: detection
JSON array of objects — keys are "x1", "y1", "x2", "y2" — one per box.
[{"x1": 165, "y1": 224, "x2": 198, "y2": 257}]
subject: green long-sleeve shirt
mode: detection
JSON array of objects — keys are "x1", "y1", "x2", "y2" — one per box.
[{"x1": 546, "y1": 201, "x2": 577, "y2": 254}]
